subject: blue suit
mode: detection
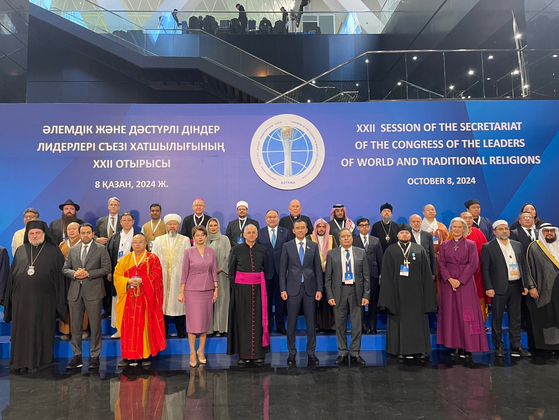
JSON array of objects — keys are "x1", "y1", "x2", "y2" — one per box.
[
  {"x1": 279, "y1": 238, "x2": 323, "y2": 356},
  {"x1": 256, "y1": 225, "x2": 290, "y2": 331}
]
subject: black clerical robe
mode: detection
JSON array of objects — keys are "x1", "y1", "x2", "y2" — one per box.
[
  {"x1": 4, "y1": 242, "x2": 68, "y2": 371},
  {"x1": 227, "y1": 242, "x2": 270, "y2": 359},
  {"x1": 371, "y1": 220, "x2": 399, "y2": 252},
  {"x1": 379, "y1": 242, "x2": 438, "y2": 356},
  {"x1": 279, "y1": 215, "x2": 313, "y2": 240}
]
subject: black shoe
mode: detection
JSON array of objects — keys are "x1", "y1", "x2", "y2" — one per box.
[
  {"x1": 237, "y1": 359, "x2": 248, "y2": 366},
  {"x1": 308, "y1": 354, "x2": 319, "y2": 366},
  {"x1": 277, "y1": 326, "x2": 287, "y2": 335},
  {"x1": 253, "y1": 358, "x2": 263, "y2": 366},
  {"x1": 362, "y1": 324, "x2": 370, "y2": 335},
  {"x1": 495, "y1": 348, "x2": 504, "y2": 358},
  {"x1": 142, "y1": 359, "x2": 152, "y2": 368},
  {"x1": 117, "y1": 359, "x2": 130, "y2": 369},
  {"x1": 415, "y1": 354, "x2": 426, "y2": 359},
  {"x1": 511, "y1": 347, "x2": 532, "y2": 357},
  {"x1": 89, "y1": 357, "x2": 100, "y2": 370},
  {"x1": 451, "y1": 349, "x2": 462, "y2": 358},
  {"x1": 101, "y1": 312, "x2": 111, "y2": 319},
  {"x1": 66, "y1": 356, "x2": 83, "y2": 369},
  {"x1": 460, "y1": 351, "x2": 472, "y2": 359},
  {"x1": 351, "y1": 355, "x2": 366, "y2": 366},
  {"x1": 178, "y1": 333, "x2": 187, "y2": 338},
  {"x1": 371, "y1": 328, "x2": 378, "y2": 335},
  {"x1": 335, "y1": 355, "x2": 348, "y2": 365},
  {"x1": 287, "y1": 355, "x2": 296, "y2": 367}
]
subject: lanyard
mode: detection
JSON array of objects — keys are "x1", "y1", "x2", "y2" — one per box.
[{"x1": 151, "y1": 219, "x2": 162, "y2": 234}]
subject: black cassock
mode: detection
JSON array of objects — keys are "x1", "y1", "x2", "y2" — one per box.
[
  {"x1": 379, "y1": 242, "x2": 438, "y2": 356},
  {"x1": 227, "y1": 243, "x2": 270, "y2": 360},
  {"x1": 4, "y1": 242, "x2": 68, "y2": 371}
]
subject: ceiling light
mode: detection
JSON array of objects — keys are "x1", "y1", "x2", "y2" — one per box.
[
  {"x1": 488, "y1": 55, "x2": 494, "y2": 59},
  {"x1": 355, "y1": 83, "x2": 359, "y2": 86},
  {"x1": 397, "y1": 82, "x2": 401, "y2": 86},
  {"x1": 449, "y1": 85, "x2": 454, "y2": 90},
  {"x1": 365, "y1": 59, "x2": 369, "y2": 63},
  {"x1": 468, "y1": 70, "x2": 474, "y2": 75},
  {"x1": 487, "y1": 77, "x2": 491, "y2": 81},
  {"x1": 307, "y1": 99, "x2": 311, "y2": 103},
  {"x1": 412, "y1": 56, "x2": 417, "y2": 60}
]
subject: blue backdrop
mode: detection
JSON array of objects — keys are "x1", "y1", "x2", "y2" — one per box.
[{"x1": 1, "y1": 101, "x2": 557, "y2": 257}]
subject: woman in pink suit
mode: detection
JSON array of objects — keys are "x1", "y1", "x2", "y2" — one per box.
[
  {"x1": 179, "y1": 226, "x2": 218, "y2": 367},
  {"x1": 437, "y1": 217, "x2": 489, "y2": 359}
]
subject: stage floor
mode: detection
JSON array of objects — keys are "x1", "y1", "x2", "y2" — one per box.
[{"x1": 1, "y1": 350, "x2": 558, "y2": 420}]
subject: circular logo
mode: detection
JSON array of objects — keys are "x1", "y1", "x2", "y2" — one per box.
[{"x1": 250, "y1": 114, "x2": 325, "y2": 190}]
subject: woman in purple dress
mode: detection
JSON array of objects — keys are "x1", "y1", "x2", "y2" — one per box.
[
  {"x1": 437, "y1": 217, "x2": 489, "y2": 358},
  {"x1": 179, "y1": 226, "x2": 218, "y2": 367}
]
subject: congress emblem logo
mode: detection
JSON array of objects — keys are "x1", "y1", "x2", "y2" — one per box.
[{"x1": 250, "y1": 114, "x2": 325, "y2": 190}]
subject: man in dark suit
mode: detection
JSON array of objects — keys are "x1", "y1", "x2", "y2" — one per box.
[
  {"x1": 94, "y1": 197, "x2": 122, "y2": 316},
  {"x1": 481, "y1": 220, "x2": 531, "y2": 358},
  {"x1": 225, "y1": 200, "x2": 260, "y2": 247},
  {"x1": 354, "y1": 217, "x2": 383, "y2": 334},
  {"x1": 279, "y1": 199, "x2": 314, "y2": 240},
  {"x1": 325, "y1": 228, "x2": 371, "y2": 366},
  {"x1": 510, "y1": 211, "x2": 538, "y2": 255},
  {"x1": 256, "y1": 209, "x2": 290, "y2": 334},
  {"x1": 409, "y1": 214, "x2": 437, "y2": 277},
  {"x1": 50, "y1": 199, "x2": 84, "y2": 244},
  {"x1": 279, "y1": 220, "x2": 323, "y2": 367},
  {"x1": 180, "y1": 198, "x2": 211, "y2": 239},
  {"x1": 62, "y1": 223, "x2": 111, "y2": 370}
]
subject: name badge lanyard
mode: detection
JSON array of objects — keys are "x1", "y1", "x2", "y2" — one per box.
[
  {"x1": 67, "y1": 238, "x2": 82, "y2": 249},
  {"x1": 344, "y1": 249, "x2": 354, "y2": 282},
  {"x1": 238, "y1": 219, "x2": 247, "y2": 244},
  {"x1": 131, "y1": 250, "x2": 147, "y2": 297},
  {"x1": 398, "y1": 242, "x2": 412, "y2": 267},
  {"x1": 502, "y1": 243, "x2": 519, "y2": 276}
]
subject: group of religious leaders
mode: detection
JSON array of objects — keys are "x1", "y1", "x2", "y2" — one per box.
[{"x1": 1, "y1": 196, "x2": 558, "y2": 371}]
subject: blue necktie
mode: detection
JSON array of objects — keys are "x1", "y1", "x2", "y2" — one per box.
[
  {"x1": 271, "y1": 228, "x2": 276, "y2": 247},
  {"x1": 345, "y1": 249, "x2": 352, "y2": 273},
  {"x1": 299, "y1": 242, "x2": 305, "y2": 282}
]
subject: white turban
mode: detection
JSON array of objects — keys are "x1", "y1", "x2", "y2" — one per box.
[
  {"x1": 164, "y1": 214, "x2": 182, "y2": 224},
  {"x1": 492, "y1": 220, "x2": 508, "y2": 230},
  {"x1": 236, "y1": 200, "x2": 249, "y2": 209}
]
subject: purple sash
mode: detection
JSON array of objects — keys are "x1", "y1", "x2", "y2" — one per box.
[{"x1": 235, "y1": 271, "x2": 270, "y2": 347}]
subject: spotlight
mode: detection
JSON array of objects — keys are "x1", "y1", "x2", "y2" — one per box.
[
  {"x1": 365, "y1": 59, "x2": 369, "y2": 63},
  {"x1": 487, "y1": 77, "x2": 491, "y2": 81},
  {"x1": 513, "y1": 70, "x2": 519, "y2": 75},
  {"x1": 397, "y1": 82, "x2": 401, "y2": 86},
  {"x1": 356, "y1": 83, "x2": 359, "y2": 86},
  {"x1": 523, "y1": 84, "x2": 529, "y2": 89},
  {"x1": 488, "y1": 55, "x2": 494, "y2": 59},
  {"x1": 515, "y1": 33, "x2": 522, "y2": 39},
  {"x1": 311, "y1": 80, "x2": 315, "y2": 84},
  {"x1": 553, "y1": 54, "x2": 558, "y2": 58},
  {"x1": 307, "y1": 99, "x2": 311, "y2": 103},
  {"x1": 468, "y1": 70, "x2": 474, "y2": 75},
  {"x1": 412, "y1": 56, "x2": 417, "y2": 60},
  {"x1": 449, "y1": 85, "x2": 455, "y2": 90}
]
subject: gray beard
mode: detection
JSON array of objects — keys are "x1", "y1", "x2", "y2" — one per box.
[
  {"x1": 168, "y1": 231, "x2": 178, "y2": 238},
  {"x1": 30, "y1": 238, "x2": 45, "y2": 247},
  {"x1": 382, "y1": 217, "x2": 391, "y2": 224}
]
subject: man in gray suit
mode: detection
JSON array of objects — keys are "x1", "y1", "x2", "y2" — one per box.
[
  {"x1": 63, "y1": 223, "x2": 111, "y2": 370},
  {"x1": 325, "y1": 228, "x2": 370, "y2": 366},
  {"x1": 279, "y1": 220, "x2": 323, "y2": 367}
]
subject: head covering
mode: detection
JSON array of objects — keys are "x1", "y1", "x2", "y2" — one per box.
[
  {"x1": 380, "y1": 203, "x2": 393, "y2": 212},
  {"x1": 464, "y1": 199, "x2": 480, "y2": 209},
  {"x1": 205, "y1": 217, "x2": 223, "y2": 243},
  {"x1": 329, "y1": 204, "x2": 355, "y2": 231},
  {"x1": 236, "y1": 200, "x2": 249, "y2": 209},
  {"x1": 313, "y1": 218, "x2": 331, "y2": 260},
  {"x1": 492, "y1": 220, "x2": 508, "y2": 230},
  {"x1": 537, "y1": 223, "x2": 559, "y2": 261},
  {"x1": 24, "y1": 220, "x2": 57, "y2": 245},
  {"x1": 397, "y1": 223, "x2": 412, "y2": 233},
  {"x1": 164, "y1": 213, "x2": 182, "y2": 224},
  {"x1": 59, "y1": 199, "x2": 80, "y2": 211}
]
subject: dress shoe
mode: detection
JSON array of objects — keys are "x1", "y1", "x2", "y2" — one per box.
[
  {"x1": 495, "y1": 348, "x2": 504, "y2": 358},
  {"x1": 178, "y1": 333, "x2": 187, "y2": 338},
  {"x1": 351, "y1": 355, "x2": 366, "y2": 366},
  {"x1": 451, "y1": 349, "x2": 462, "y2": 358},
  {"x1": 277, "y1": 326, "x2": 287, "y2": 335},
  {"x1": 60, "y1": 334, "x2": 70, "y2": 341},
  {"x1": 253, "y1": 358, "x2": 264, "y2": 366},
  {"x1": 117, "y1": 359, "x2": 130, "y2": 369},
  {"x1": 511, "y1": 347, "x2": 532, "y2": 357},
  {"x1": 307, "y1": 354, "x2": 319, "y2": 366},
  {"x1": 415, "y1": 354, "x2": 426, "y2": 359},
  {"x1": 237, "y1": 359, "x2": 249, "y2": 366},
  {"x1": 370, "y1": 328, "x2": 378, "y2": 335},
  {"x1": 111, "y1": 332, "x2": 120, "y2": 339},
  {"x1": 89, "y1": 357, "x2": 100, "y2": 370},
  {"x1": 142, "y1": 359, "x2": 152, "y2": 368},
  {"x1": 460, "y1": 351, "x2": 472, "y2": 359},
  {"x1": 66, "y1": 356, "x2": 83, "y2": 369},
  {"x1": 101, "y1": 312, "x2": 111, "y2": 319},
  {"x1": 335, "y1": 355, "x2": 348, "y2": 365},
  {"x1": 287, "y1": 355, "x2": 296, "y2": 367},
  {"x1": 362, "y1": 324, "x2": 370, "y2": 335},
  {"x1": 82, "y1": 331, "x2": 89, "y2": 339}
]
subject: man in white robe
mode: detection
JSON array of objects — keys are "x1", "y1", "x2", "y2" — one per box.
[{"x1": 152, "y1": 213, "x2": 191, "y2": 338}]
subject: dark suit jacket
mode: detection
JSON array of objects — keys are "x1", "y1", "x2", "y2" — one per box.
[
  {"x1": 510, "y1": 227, "x2": 537, "y2": 257},
  {"x1": 279, "y1": 214, "x2": 314, "y2": 240},
  {"x1": 50, "y1": 218, "x2": 85, "y2": 244},
  {"x1": 95, "y1": 214, "x2": 123, "y2": 238},
  {"x1": 410, "y1": 231, "x2": 437, "y2": 276},
  {"x1": 279, "y1": 239, "x2": 323, "y2": 297},
  {"x1": 62, "y1": 241, "x2": 112, "y2": 301},
  {"x1": 106, "y1": 229, "x2": 142, "y2": 273},
  {"x1": 0, "y1": 245, "x2": 9, "y2": 302},
  {"x1": 180, "y1": 213, "x2": 211, "y2": 238},
  {"x1": 325, "y1": 246, "x2": 370, "y2": 304},
  {"x1": 256, "y1": 226, "x2": 290, "y2": 279},
  {"x1": 353, "y1": 234, "x2": 383, "y2": 279},
  {"x1": 225, "y1": 218, "x2": 261, "y2": 247},
  {"x1": 481, "y1": 239, "x2": 530, "y2": 295}
]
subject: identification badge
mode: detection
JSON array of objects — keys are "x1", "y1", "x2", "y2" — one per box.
[
  {"x1": 432, "y1": 235, "x2": 439, "y2": 245},
  {"x1": 118, "y1": 250, "x2": 124, "y2": 261},
  {"x1": 237, "y1": 237, "x2": 245, "y2": 244},
  {"x1": 149, "y1": 241, "x2": 154, "y2": 251},
  {"x1": 509, "y1": 263, "x2": 519, "y2": 277},
  {"x1": 343, "y1": 272, "x2": 354, "y2": 284},
  {"x1": 400, "y1": 264, "x2": 409, "y2": 277},
  {"x1": 27, "y1": 265, "x2": 35, "y2": 276}
]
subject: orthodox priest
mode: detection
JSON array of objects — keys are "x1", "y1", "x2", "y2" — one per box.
[
  {"x1": 526, "y1": 223, "x2": 559, "y2": 351},
  {"x1": 113, "y1": 234, "x2": 166, "y2": 368},
  {"x1": 371, "y1": 203, "x2": 399, "y2": 252},
  {"x1": 227, "y1": 224, "x2": 270, "y2": 366},
  {"x1": 151, "y1": 213, "x2": 191, "y2": 338},
  {"x1": 379, "y1": 223, "x2": 438, "y2": 359},
  {"x1": 4, "y1": 221, "x2": 68, "y2": 372}
]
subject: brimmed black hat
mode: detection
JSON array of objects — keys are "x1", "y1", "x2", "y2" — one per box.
[{"x1": 59, "y1": 199, "x2": 80, "y2": 211}]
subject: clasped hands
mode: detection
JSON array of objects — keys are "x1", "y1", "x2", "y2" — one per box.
[
  {"x1": 74, "y1": 268, "x2": 89, "y2": 280},
  {"x1": 127, "y1": 277, "x2": 143, "y2": 288},
  {"x1": 448, "y1": 278, "x2": 461, "y2": 291}
]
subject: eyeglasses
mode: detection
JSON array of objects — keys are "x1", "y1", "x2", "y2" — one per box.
[
  {"x1": 521, "y1": 216, "x2": 533, "y2": 220},
  {"x1": 358, "y1": 224, "x2": 370, "y2": 227},
  {"x1": 24, "y1": 215, "x2": 37, "y2": 220}
]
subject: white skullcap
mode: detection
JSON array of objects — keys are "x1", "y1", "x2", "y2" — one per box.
[
  {"x1": 164, "y1": 214, "x2": 182, "y2": 224},
  {"x1": 492, "y1": 220, "x2": 508, "y2": 230},
  {"x1": 236, "y1": 200, "x2": 249, "y2": 209}
]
